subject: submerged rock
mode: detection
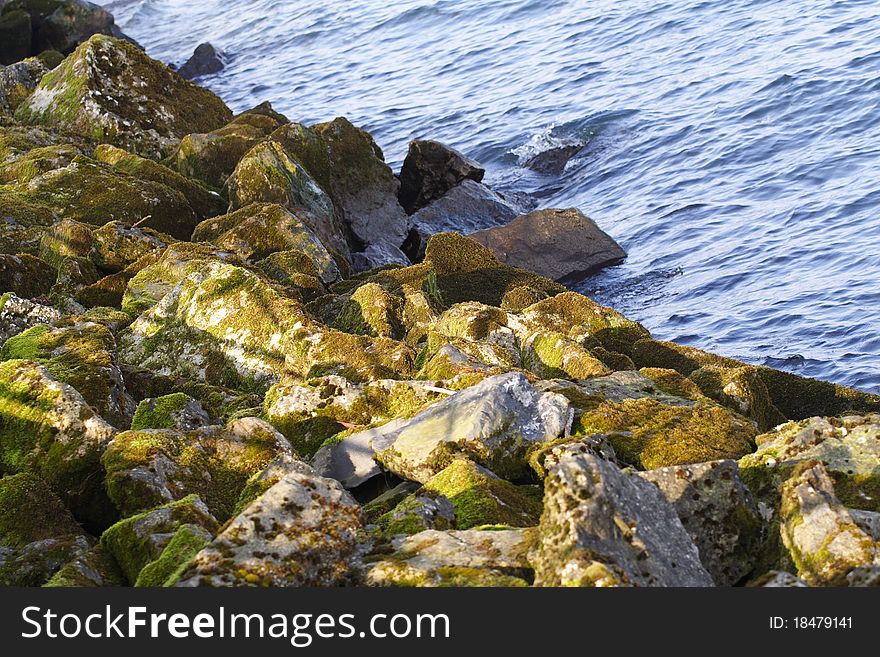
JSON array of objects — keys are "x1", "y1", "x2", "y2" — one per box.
[
  {"x1": 177, "y1": 42, "x2": 225, "y2": 80},
  {"x1": 523, "y1": 143, "x2": 584, "y2": 175},
  {"x1": 176, "y1": 461, "x2": 363, "y2": 587},
  {"x1": 470, "y1": 208, "x2": 626, "y2": 283},
  {"x1": 398, "y1": 139, "x2": 485, "y2": 214},
  {"x1": 531, "y1": 451, "x2": 714, "y2": 586},
  {"x1": 16, "y1": 35, "x2": 232, "y2": 159}
]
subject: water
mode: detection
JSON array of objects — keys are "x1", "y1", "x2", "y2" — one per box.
[{"x1": 98, "y1": 0, "x2": 880, "y2": 392}]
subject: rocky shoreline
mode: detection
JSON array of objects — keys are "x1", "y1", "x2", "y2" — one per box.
[{"x1": 1, "y1": 1, "x2": 879, "y2": 588}]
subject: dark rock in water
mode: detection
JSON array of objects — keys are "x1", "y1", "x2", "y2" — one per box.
[
  {"x1": 0, "y1": 10, "x2": 31, "y2": 65},
  {"x1": 524, "y1": 143, "x2": 584, "y2": 175},
  {"x1": 470, "y1": 208, "x2": 625, "y2": 283},
  {"x1": 177, "y1": 42, "x2": 226, "y2": 80},
  {"x1": 405, "y1": 179, "x2": 521, "y2": 261},
  {"x1": 398, "y1": 139, "x2": 485, "y2": 214}
]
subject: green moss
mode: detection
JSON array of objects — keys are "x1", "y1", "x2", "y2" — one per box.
[
  {"x1": 421, "y1": 459, "x2": 543, "y2": 529},
  {"x1": 577, "y1": 398, "x2": 757, "y2": 470},
  {"x1": 134, "y1": 524, "x2": 211, "y2": 587},
  {"x1": 44, "y1": 543, "x2": 127, "y2": 587},
  {"x1": 0, "y1": 471, "x2": 84, "y2": 548},
  {"x1": 333, "y1": 282, "x2": 403, "y2": 339},
  {"x1": 0, "y1": 252, "x2": 56, "y2": 297},
  {"x1": 0, "y1": 189, "x2": 56, "y2": 255},
  {"x1": 130, "y1": 392, "x2": 190, "y2": 430},
  {"x1": 523, "y1": 330, "x2": 610, "y2": 380},
  {"x1": 689, "y1": 365, "x2": 787, "y2": 431}
]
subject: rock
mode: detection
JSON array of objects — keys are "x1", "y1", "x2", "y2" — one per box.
[
  {"x1": 0, "y1": 320, "x2": 136, "y2": 427},
  {"x1": 332, "y1": 281, "x2": 404, "y2": 338},
  {"x1": 232, "y1": 452, "x2": 316, "y2": 516},
  {"x1": 0, "y1": 56, "x2": 50, "y2": 113},
  {"x1": 102, "y1": 416, "x2": 292, "y2": 521},
  {"x1": 0, "y1": 9, "x2": 30, "y2": 65},
  {"x1": 740, "y1": 415, "x2": 880, "y2": 512},
  {"x1": 0, "y1": 359, "x2": 117, "y2": 527},
  {"x1": 366, "y1": 529, "x2": 534, "y2": 587},
  {"x1": 171, "y1": 109, "x2": 285, "y2": 188},
  {"x1": 417, "y1": 459, "x2": 543, "y2": 529},
  {"x1": 689, "y1": 364, "x2": 787, "y2": 431},
  {"x1": 118, "y1": 260, "x2": 306, "y2": 390},
  {"x1": 369, "y1": 371, "x2": 572, "y2": 483},
  {"x1": 851, "y1": 509, "x2": 880, "y2": 540},
  {"x1": 16, "y1": 35, "x2": 232, "y2": 159},
  {"x1": 0, "y1": 292, "x2": 60, "y2": 341},
  {"x1": 521, "y1": 329, "x2": 610, "y2": 380},
  {"x1": 374, "y1": 491, "x2": 456, "y2": 537},
  {"x1": 98, "y1": 494, "x2": 218, "y2": 585},
  {"x1": 406, "y1": 180, "x2": 520, "y2": 260},
  {"x1": 0, "y1": 189, "x2": 57, "y2": 255},
  {"x1": 134, "y1": 523, "x2": 213, "y2": 586},
  {"x1": 177, "y1": 42, "x2": 225, "y2": 80},
  {"x1": 19, "y1": 156, "x2": 200, "y2": 240},
  {"x1": 350, "y1": 240, "x2": 410, "y2": 272},
  {"x1": 639, "y1": 460, "x2": 764, "y2": 585},
  {"x1": 176, "y1": 462, "x2": 363, "y2": 587},
  {"x1": 93, "y1": 144, "x2": 225, "y2": 220},
  {"x1": 45, "y1": 543, "x2": 126, "y2": 587},
  {"x1": 0, "y1": 252, "x2": 54, "y2": 297},
  {"x1": 0, "y1": 533, "x2": 92, "y2": 585},
  {"x1": 523, "y1": 143, "x2": 583, "y2": 175},
  {"x1": 531, "y1": 451, "x2": 714, "y2": 586},
  {"x1": 398, "y1": 139, "x2": 485, "y2": 214},
  {"x1": 130, "y1": 393, "x2": 211, "y2": 431},
  {"x1": 272, "y1": 118, "x2": 409, "y2": 252},
  {"x1": 226, "y1": 140, "x2": 349, "y2": 259},
  {"x1": 747, "y1": 571, "x2": 809, "y2": 587},
  {"x1": 470, "y1": 208, "x2": 626, "y2": 283},
  {"x1": 23, "y1": 0, "x2": 120, "y2": 54},
  {"x1": 90, "y1": 220, "x2": 173, "y2": 273},
  {"x1": 311, "y1": 417, "x2": 406, "y2": 489},
  {"x1": 191, "y1": 203, "x2": 341, "y2": 283},
  {"x1": 779, "y1": 461, "x2": 877, "y2": 586}
]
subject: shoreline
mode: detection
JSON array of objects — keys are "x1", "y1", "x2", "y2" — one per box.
[{"x1": 0, "y1": 3, "x2": 879, "y2": 589}]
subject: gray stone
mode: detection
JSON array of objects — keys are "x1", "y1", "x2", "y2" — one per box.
[
  {"x1": 0, "y1": 293, "x2": 61, "y2": 343},
  {"x1": 747, "y1": 570, "x2": 808, "y2": 587},
  {"x1": 531, "y1": 451, "x2": 715, "y2": 586},
  {"x1": 398, "y1": 139, "x2": 485, "y2": 214},
  {"x1": 177, "y1": 42, "x2": 225, "y2": 80},
  {"x1": 350, "y1": 240, "x2": 410, "y2": 272}
]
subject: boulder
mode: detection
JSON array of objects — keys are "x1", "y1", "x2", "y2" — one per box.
[
  {"x1": 130, "y1": 393, "x2": 211, "y2": 431},
  {"x1": 4, "y1": 0, "x2": 123, "y2": 55},
  {"x1": 0, "y1": 359, "x2": 117, "y2": 527},
  {"x1": 0, "y1": 56, "x2": 50, "y2": 113},
  {"x1": 523, "y1": 143, "x2": 583, "y2": 175},
  {"x1": 747, "y1": 571, "x2": 808, "y2": 587},
  {"x1": 16, "y1": 35, "x2": 232, "y2": 159},
  {"x1": 177, "y1": 42, "x2": 225, "y2": 80},
  {"x1": 398, "y1": 139, "x2": 485, "y2": 214},
  {"x1": 45, "y1": 543, "x2": 126, "y2": 587},
  {"x1": 0, "y1": 252, "x2": 54, "y2": 297},
  {"x1": 639, "y1": 460, "x2": 764, "y2": 585},
  {"x1": 531, "y1": 451, "x2": 714, "y2": 586},
  {"x1": 470, "y1": 208, "x2": 626, "y2": 283},
  {"x1": 779, "y1": 461, "x2": 877, "y2": 586},
  {"x1": 102, "y1": 416, "x2": 292, "y2": 520},
  {"x1": 374, "y1": 491, "x2": 456, "y2": 537},
  {"x1": 176, "y1": 462, "x2": 363, "y2": 587},
  {"x1": 0, "y1": 320, "x2": 136, "y2": 427},
  {"x1": 89, "y1": 220, "x2": 173, "y2": 273},
  {"x1": 0, "y1": 189, "x2": 57, "y2": 255},
  {"x1": 350, "y1": 241, "x2": 410, "y2": 272},
  {"x1": 366, "y1": 529, "x2": 533, "y2": 587},
  {"x1": 0, "y1": 9, "x2": 30, "y2": 65},
  {"x1": 369, "y1": 371, "x2": 572, "y2": 483},
  {"x1": 272, "y1": 118, "x2": 409, "y2": 252},
  {"x1": 0, "y1": 293, "x2": 60, "y2": 342}
]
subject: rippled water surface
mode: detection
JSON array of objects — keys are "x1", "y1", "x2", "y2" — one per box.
[{"x1": 99, "y1": 0, "x2": 880, "y2": 391}]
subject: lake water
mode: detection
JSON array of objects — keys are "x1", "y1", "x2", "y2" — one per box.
[{"x1": 99, "y1": 0, "x2": 880, "y2": 392}]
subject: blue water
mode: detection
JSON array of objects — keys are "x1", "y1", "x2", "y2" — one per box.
[{"x1": 98, "y1": 0, "x2": 880, "y2": 392}]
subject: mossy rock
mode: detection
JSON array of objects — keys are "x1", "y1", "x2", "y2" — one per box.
[
  {"x1": 374, "y1": 491, "x2": 456, "y2": 537},
  {"x1": 0, "y1": 359, "x2": 117, "y2": 529},
  {"x1": 44, "y1": 542, "x2": 126, "y2": 587},
  {"x1": 0, "y1": 143, "x2": 83, "y2": 184},
  {"x1": 38, "y1": 217, "x2": 95, "y2": 269},
  {"x1": 102, "y1": 417, "x2": 292, "y2": 521},
  {"x1": 0, "y1": 9, "x2": 31, "y2": 66},
  {"x1": 577, "y1": 397, "x2": 757, "y2": 470},
  {"x1": 0, "y1": 188, "x2": 57, "y2": 255},
  {"x1": 99, "y1": 494, "x2": 219, "y2": 584},
  {"x1": 0, "y1": 471, "x2": 85, "y2": 548},
  {"x1": 522, "y1": 329, "x2": 610, "y2": 381},
  {"x1": 134, "y1": 523, "x2": 213, "y2": 587},
  {"x1": 15, "y1": 35, "x2": 232, "y2": 159},
  {"x1": 0, "y1": 252, "x2": 54, "y2": 297},
  {"x1": 90, "y1": 220, "x2": 173, "y2": 273},
  {"x1": 420, "y1": 459, "x2": 542, "y2": 529},
  {"x1": 690, "y1": 365, "x2": 786, "y2": 431},
  {"x1": 0, "y1": 531, "x2": 92, "y2": 586},
  {"x1": 93, "y1": 143, "x2": 225, "y2": 219},
  {"x1": 0, "y1": 320, "x2": 136, "y2": 427},
  {"x1": 332, "y1": 281, "x2": 403, "y2": 339},
  {"x1": 130, "y1": 392, "x2": 210, "y2": 431}
]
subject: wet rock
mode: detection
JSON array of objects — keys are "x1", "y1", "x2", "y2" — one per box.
[
  {"x1": 98, "y1": 494, "x2": 218, "y2": 584},
  {"x1": 639, "y1": 460, "x2": 764, "y2": 585},
  {"x1": 0, "y1": 320, "x2": 136, "y2": 427},
  {"x1": 0, "y1": 359, "x2": 117, "y2": 527},
  {"x1": 531, "y1": 451, "x2": 714, "y2": 586},
  {"x1": 16, "y1": 35, "x2": 232, "y2": 159},
  {"x1": 0, "y1": 252, "x2": 54, "y2": 297},
  {"x1": 130, "y1": 393, "x2": 211, "y2": 431},
  {"x1": 192, "y1": 203, "x2": 341, "y2": 283},
  {"x1": 177, "y1": 42, "x2": 225, "y2": 80},
  {"x1": 470, "y1": 208, "x2": 626, "y2": 283},
  {"x1": 779, "y1": 461, "x2": 877, "y2": 586},
  {"x1": 171, "y1": 109, "x2": 285, "y2": 188},
  {"x1": 398, "y1": 139, "x2": 485, "y2": 214},
  {"x1": 366, "y1": 529, "x2": 534, "y2": 587},
  {"x1": 272, "y1": 117, "x2": 409, "y2": 253},
  {"x1": 102, "y1": 416, "x2": 292, "y2": 521},
  {"x1": 176, "y1": 461, "x2": 363, "y2": 587},
  {"x1": 369, "y1": 371, "x2": 572, "y2": 483},
  {"x1": 523, "y1": 143, "x2": 584, "y2": 175},
  {"x1": 0, "y1": 292, "x2": 60, "y2": 341},
  {"x1": 0, "y1": 9, "x2": 31, "y2": 65}
]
